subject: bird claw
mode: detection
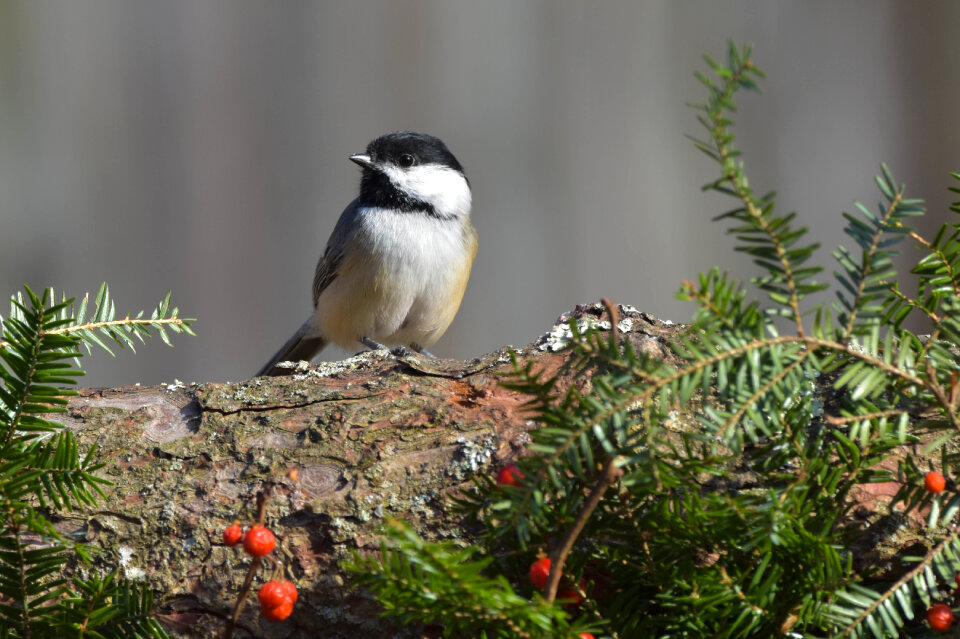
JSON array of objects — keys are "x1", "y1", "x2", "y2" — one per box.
[
  {"x1": 359, "y1": 338, "x2": 431, "y2": 359},
  {"x1": 361, "y1": 337, "x2": 388, "y2": 351}
]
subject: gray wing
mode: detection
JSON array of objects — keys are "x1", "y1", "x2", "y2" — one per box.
[{"x1": 313, "y1": 198, "x2": 362, "y2": 307}]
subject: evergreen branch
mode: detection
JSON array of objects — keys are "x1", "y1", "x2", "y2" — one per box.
[
  {"x1": 717, "y1": 565, "x2": 768, "y2": 616},
  {"x1": 513, "y1": 329, "x2": 924, "y2": 520},
  {"x1": 727, "y1": 172, "x2": 807, "y2": 336},
  {"x1": 576, "y1": 326, "x2": 933, "y2": 462},
  {"x1": 910, "y1": 229, "x2": 960, "y2": 298},
  {"x1": 829, "y1": 525, "x2": 960, "y2": 638},
  {"x1": 503, "y1": 332, "x2": 805, "y2": 538},
  {"x1": 837, "y1": 181, "x2": 904, "y2": 341},
  {"x1": 663, "y1": 334, "x2": 925, "y2": 417},
  {"x1": 12, "y1": 519, "x2": 31, "y2": 634},
  {"x1": 798, "y1": 336, "x2": 926, "y2": 388},
  {"x1": 714, "y1": 351, "x2": 810, "y2": 441},
  {"x1": 345, "y1": 521, "x2": 578, "y2": 638},
  {"x1": 884, "y1": 283, "x2": 940, "y2": 323},
  {"x1": 54, "y1": 572, "x2": 170, "y2": 638},
  {"x1": 679, "y1": 270, "x2": 766, "y2": 335},
  {"x1": 694, "y1": 43, "x2": 817, "y2": 335},
  {"x1": 0, "y1": 318, "x2": 192, "y2": 352},
  {"x1": 0, "y1": 511, "x2": 71, "y2": 636},
  {"x1": 681, "y1": 278, "x2": 737, "y2": 331},
  {"x1": 0, "y1": 301, "x2": 47, "y2": 448},
  {"x1": 0, "y1": 284, "x2": 195, "y2": 358},
  {"x1": 0, "y1": 283, "x2": 191, "y2": 635}
]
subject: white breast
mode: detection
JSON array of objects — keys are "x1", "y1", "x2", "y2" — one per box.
[{"x1": 313, "y1": 207, "x2": 476, "y2": 350}]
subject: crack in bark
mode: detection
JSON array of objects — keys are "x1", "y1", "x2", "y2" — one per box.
[{"x1": 199, "y1": 391, "x2": 389, "y2": 416}]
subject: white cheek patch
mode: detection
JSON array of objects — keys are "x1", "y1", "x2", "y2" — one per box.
[{"x1": 381, "y1": 163, "x2": 472, "y2": 218}]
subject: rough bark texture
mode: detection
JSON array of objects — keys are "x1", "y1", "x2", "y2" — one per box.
[{"x1": 57, "y1": 302, "x2": 679, "y2": 638}]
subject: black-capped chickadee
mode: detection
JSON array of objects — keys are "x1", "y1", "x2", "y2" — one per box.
[{"x1": 256, "y1": 131, "x2": 477, "y2": 376}]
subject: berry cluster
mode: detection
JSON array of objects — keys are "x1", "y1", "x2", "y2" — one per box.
[
  {"x1": 258, "y1": 579, "x2": 298, "y2": 622},
  {"x1": 222, "y1": 519, "x2": 296, "y2": 623},
  {"x1": 527, "y1": 556, "x2": 586, "y2": 606}
]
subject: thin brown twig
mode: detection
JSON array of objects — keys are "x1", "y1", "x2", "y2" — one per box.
[
  {"x1": 538, "y1": 301, "x2": 624, "y2": 605},
  {"x1": 545, "y1": 455, "x2": 620, "y2": 603},
  {"x1": 824, "y1": 408, "x2": 908, "y2": 426},
  {"x1": 222, "y1": 489, "x2": 270, "y2": 639},
  {"x1": 910, "y1": 230, "x2": 960, "y2": 298},
  {"x1": 884, "y1": 283, "x2": 941, "y2": 323},
  {"x1": 679, "y1": 280, "x2": 736, "y2": 331},
  {"x1": 923, "y1": 359, "x2": 960, "y2": 435},
  {"x1": 601, "y1": 298, "x2": 619, "y2": 342}
]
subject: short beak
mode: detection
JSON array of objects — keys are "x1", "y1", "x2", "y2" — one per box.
[{"x1": 349, "y1": 154, "x2": 376, "y2": 170}]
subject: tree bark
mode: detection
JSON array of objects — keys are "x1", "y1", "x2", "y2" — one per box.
[{"x1": 58, "y1": 302, "x2": 678, "y2": 638}]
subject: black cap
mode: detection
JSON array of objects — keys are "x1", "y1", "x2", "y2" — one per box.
[{"x1": 362, "y1": 131, "x2": 464, "y2": 175}]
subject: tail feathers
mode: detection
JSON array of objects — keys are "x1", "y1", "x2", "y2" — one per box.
[{"x1": 255, "y1": 319, "x2": 328, "y2": 377}]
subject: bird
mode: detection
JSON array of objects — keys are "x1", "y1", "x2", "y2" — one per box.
[{"x1": 256, "y1": 131, "x2": 477, "y2": 376}]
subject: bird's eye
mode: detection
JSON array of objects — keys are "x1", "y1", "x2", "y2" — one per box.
[{"x1": 398, "y1": 154, "x2": 415, "y2": 168}]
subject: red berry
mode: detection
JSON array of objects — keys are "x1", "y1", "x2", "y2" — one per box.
[
  {"x1": 260, "y1": 599, "x2": 294, "y2": 622},
  {"x1": 557, "y1": 578, "x2": 587, "y2": 607},
  {"x1": 258, "y1": 581, "x2": 288, "y2": 608},
  {"x1": 496, "y1": 464, "x2": 523, "y2": 487},
  {"x1": 258, "y1": 580, "x2": 297, "y2": 621},
  {"x1": 279, "y1": 579, "x2": 298, "y2": 603},
  {"x1": 926, "y1": 471, "x2": 947, "y2": 493},
  {"x1": 955, "y1": 572, "x2": 960, "y2": 588},
  {"x1": 222, "y1": 523, "x2": 243, "y2": 546},
  {"x1": 243, "y1": 525, "x2": 276, "y2": 557},
  {"x1": 529, "y1": 557, "x2": 550, "y2": 589},
  {"x1": 579, "y1": 634, "x2": 595, "y2": 639},
  {"x1": 928, "y1": 603, "x2": 955, "y2": 631}
]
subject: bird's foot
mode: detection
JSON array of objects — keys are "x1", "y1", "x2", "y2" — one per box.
[
  {"x1": 390, "y1": 345, "x2": 413, "y2": 357},
  {"x1": 360, "y1": 338, "x2": 433, "y2": 359},
  {"x1": 361, "y1": 337, "x2": 388, "y2": 351}
]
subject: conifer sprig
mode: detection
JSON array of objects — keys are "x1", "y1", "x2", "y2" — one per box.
[
  {"x1": 0, "y1": 283, "x2": 195, "y2": 357},
  {"x1": 832, "y1": 166, "x2": 915, "y2": 341},
  {"x1": 690, "y1": 42, "x2": 823, "y2": 334},
  {"x1": 345, "y1": 520, "x2": 595, "y2": 639},
  {"x1": 0, "y1": 284, "x2": 184, "y2": 637}
]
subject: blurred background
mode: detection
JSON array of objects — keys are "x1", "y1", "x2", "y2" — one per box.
[{"x1": 1, "y1": 1, "x2": 959, "y2": 387}]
